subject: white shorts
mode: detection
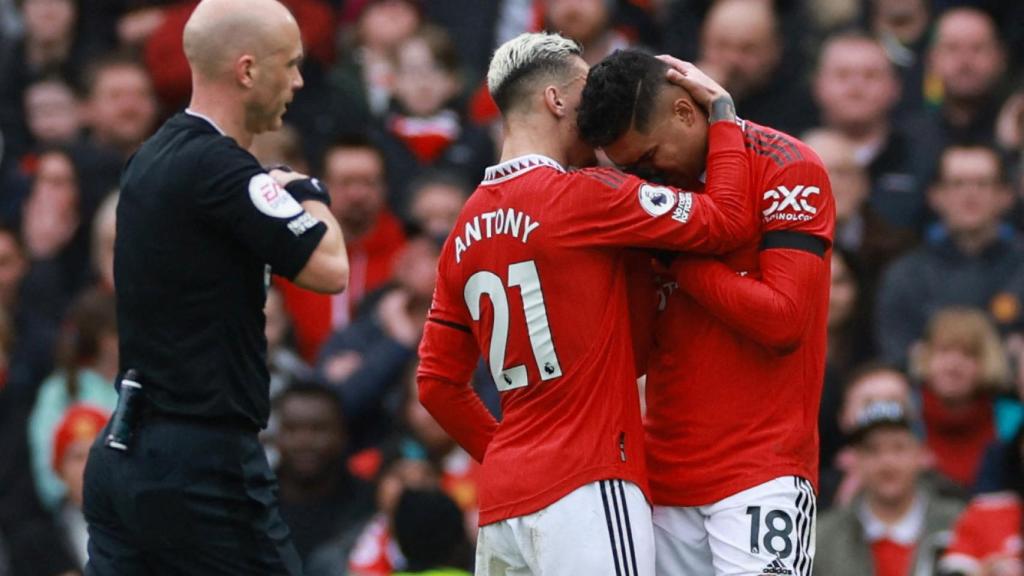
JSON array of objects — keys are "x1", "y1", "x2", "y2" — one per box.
[
  {"x1": 653, "y1": 476, "x2": 816, "y2": 576},
  {"x1": 476, "y1": 479, "x2": 654, "y2": 576}
]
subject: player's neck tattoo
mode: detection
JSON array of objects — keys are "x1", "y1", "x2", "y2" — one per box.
[{"x1": 709, "y1": 96, "x2": 736, "y2": 124}]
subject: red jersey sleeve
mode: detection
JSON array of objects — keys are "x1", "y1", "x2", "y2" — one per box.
[
  {"x1": 416, "y1": 247, "x2": 499, "y2": 463},
  {"x1": 941, "y1": 494, "x2": 1022, "y2": 573},
  {"x1": 625, "y1": 251, "x2": 658, "y2": 376},
  {"x1": 759, "y1": 158, "x2": 835, "y2": 244},
  {"x1": 672, "y1": 250, "x2": 826, "y2": 354},
  {"x1": 556, "y1": 121, "x2": 756, "y2": 253},
  {"x1": 672, "y1": 156, "x2": 834, "y2": 354}
]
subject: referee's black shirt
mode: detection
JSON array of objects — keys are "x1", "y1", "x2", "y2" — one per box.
[{"x1": 115, "y1": 111, "x2": 327, "y2": 429}]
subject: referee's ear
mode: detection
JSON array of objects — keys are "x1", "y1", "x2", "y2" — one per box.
[{"x1": 237, "y1": 54, "x2": 257, "y2": 88}]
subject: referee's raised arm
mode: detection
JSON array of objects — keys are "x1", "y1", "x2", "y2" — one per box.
[{"x1": 82, "y1": 1, "x2": 339, "y2": 575}]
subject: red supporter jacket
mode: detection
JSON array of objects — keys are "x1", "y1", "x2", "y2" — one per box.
[
  {"x1": 279, "y1": 209, "x2": 406, "y2": 360},
  {"x1": 642, "y1": 121, "x2": 835, "y2": 506},
  {"x1": 417, "y1": 121, "x2": 757, "y2": 525}
]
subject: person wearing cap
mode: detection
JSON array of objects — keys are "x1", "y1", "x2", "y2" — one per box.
[
  {"x1": 52, "y1": 404, "x2": 109, "y2": 569},
  {"x1": 815, "y1": 400, "x2": 964, "y2": 576}
]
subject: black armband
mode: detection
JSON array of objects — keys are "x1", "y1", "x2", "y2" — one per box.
[
  {"x1": 285, "y1": 177, "x2": 331, "y2": 207},
  {"x1": 266, "y1": 164, "x2": 331, "y2": 207}
]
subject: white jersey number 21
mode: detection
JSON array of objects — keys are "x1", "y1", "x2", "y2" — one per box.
[{"x1": 464, "y1": 260, "x2": 563, "y2": 391}]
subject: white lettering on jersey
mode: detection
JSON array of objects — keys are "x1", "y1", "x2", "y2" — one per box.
[
  {"x1": 455, "y1": 208, "x2": 540, "y2": 263},
  {"x1": 672, "y1": 192, "x2": 693, "y2": 223},
  {"x1": 762, "y1": 185, "x2": 819, "y2": 222},
  {"x1": 286, "y1": 211, "x2": 320, "y2": 236},
  {"x1": 248, "y1": 173, "x2": 304, "y2": 219}
]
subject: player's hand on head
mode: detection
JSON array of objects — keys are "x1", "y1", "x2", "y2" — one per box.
[{"x1": 656, "y1": 56, "x2": 733, "y2": 120}]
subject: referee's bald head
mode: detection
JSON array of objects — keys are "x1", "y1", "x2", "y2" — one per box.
[{"x1": 183, "y1": 0, "x2": 298, "y2": 80}]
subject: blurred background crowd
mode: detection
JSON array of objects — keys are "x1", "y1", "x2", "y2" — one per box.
[{"x1": 1, "y1": 0, "x2": 1024, "y2": 574}]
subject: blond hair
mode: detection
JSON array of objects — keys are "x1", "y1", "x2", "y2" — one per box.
[{"x1": 912, "y1": 307, "x2": 1010, "y2": 393}]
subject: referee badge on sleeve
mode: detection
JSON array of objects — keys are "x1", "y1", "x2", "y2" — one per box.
[{"x1": 248, "y1": 173, "x2": 304, "y2": 219}]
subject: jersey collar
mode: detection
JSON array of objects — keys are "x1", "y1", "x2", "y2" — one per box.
[
  {"x1": 483, "y1": 154, "x2": 564, "y2": 185},
  {"x1": 185, "y1": 108, "x2": 227, "y2": 136}
]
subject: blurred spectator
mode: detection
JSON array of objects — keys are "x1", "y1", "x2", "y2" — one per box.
[
  {"x1": 67, "y1": 52, "x2": 158, "y2": 223},
  {"x1": 20, "y1": 147, "x2": 93, "y2": 303},
  {"x1": 408, "y1": 169, "x2": 471, "y2": 242},
  {"x1": 815, "y1": 400, "x2": 964, "y2": 576},
  {"x1": 265, "y1": 285, "x2": 312, "y2": 401},
  {"x1": 50, "y1": 404, "x2": 108, "y2": 569},
  {"x1": 23, "y1": 76, "x2": 81, "y2": 148},
  {"x1": 278, "y1": 135, "x2": 407, "y2": 360},
  {"x1": 330, "y1": 0, "x2": 422, "y2": 126},
  {"x1": 698, "y1": 0, "x2": 814, "y2": 136},
  {"x1": 802, "y1": 129, "x2": 916, "y2": 288},
  {"x1": 304, "y1": 447, "x2": 439, "y2": 576},
  {"x1": 812, "y1": 33, "x2": 935, "y2": 233},
  {"x1": 0, "y1": 0, "x2": 91, "y2": 159},
  {"x1": 89, "y1": 191, "x2": 116, "y2": 292},
  {"x1": 821, "y1": 363, "x2": 917, "y2": 509},
  {"x1": 389, "y1": 363, "x2": 481, "y2": 529},
  {"x1": 0, "y1": 306, "x2": 78, "y2": 576},
  {"x1": 939, "y1": 429, "x2": 1024, "y2": 576},
  {"x1": 392, "y1": 488, "x2": 473, "y2": 576},
  {"x1": 926, "y1": 7, "x2": 1007, "y2": 151},
  {"x1": 316, "y1": 235, "x2": 438, "y2": 449},
  {"x1": 804, "y1": 0, "x2": 859, "y2": 40},
  {"x1": 373, "y1": 25, "x2": 494, "y2": 216},
  {"x1": 0, "y1": 225, "x2": 60, "y2": 394},
  {"x1": 81, "y1": 52, "x2": 158, "y2": 161},
  {"x1": 869, "y1": 0, "x2": 931, "y2": 114},
  {"x1": 250, "y1": 123, "x2": 311, "y2": 176},
  {"x1": 544, "y1": 0, "x2": 631, "y2": 65},
  {"x1": 911, "y1": 308, "x2": 1010, "y2": 490},
  {"x1": 27, "y1": 288, "x2": 118, "y2": 511},
  {"x1": 274, "y1": 381, "x2": 375, "y2": 562},
  {"x1": 344, "y1": 455, "x2": 439, "y2": 576},
  {"x1": 820, "y1": 250, "x2": 873, "y2": 475},
  {"x1": 876, "y1": 144, "x2": 1021, "y2": 368},
  {"x1": 422, "y1": 0, "x2": 500, "y2": 83}
]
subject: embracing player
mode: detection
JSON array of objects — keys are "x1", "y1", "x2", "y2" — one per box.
[
  {"x1": 579, "y1": 51, "x2": 835, "y2": 576},
  {"x1": 417, "y1": 33, "x2": 758, "y2": 575}
]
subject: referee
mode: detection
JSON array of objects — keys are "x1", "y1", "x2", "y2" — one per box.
[{"x1": 81, "y1": 0, "x2": 348, "y2": 574}]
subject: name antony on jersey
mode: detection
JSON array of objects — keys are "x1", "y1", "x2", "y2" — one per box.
[{"x1": 454, "y1": 207, "x2": 541, "y2": 263}]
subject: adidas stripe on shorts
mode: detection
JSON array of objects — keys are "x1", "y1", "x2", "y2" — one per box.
[
  {"x1": 476, "y1": 479, "x2": 654, "y2": 576},
  {"x1": 652, "y1": 476, "x2": 816, "y2": 576}
]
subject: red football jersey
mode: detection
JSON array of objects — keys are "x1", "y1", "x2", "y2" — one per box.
[
  {"x1": 417, "y1": 122, "x2": 755, "y2": 525},
  {"x1": 643, "y1": 121, "x2": 835, "y2": 506},
  {"x1": 941, "y1": 492, "x2": 1023, "y2": 574}
]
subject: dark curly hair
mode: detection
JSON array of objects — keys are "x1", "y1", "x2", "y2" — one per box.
[{"x1": 578, "y1": 49, "x2": 668, "y2": 148}]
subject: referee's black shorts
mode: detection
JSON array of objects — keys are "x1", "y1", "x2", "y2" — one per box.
[{"x1": 82, "y1": 415, "x2": 302, "y2": 576}]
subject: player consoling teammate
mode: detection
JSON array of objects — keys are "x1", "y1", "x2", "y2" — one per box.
[
  {"x1": 580, "y1": 51, "x2": 835, "y2": 576},
  {"x1": 413, "y1": 30, "x2": 794, "y2": 576}
]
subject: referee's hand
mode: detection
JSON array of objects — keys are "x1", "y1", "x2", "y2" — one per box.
[{"x1": 268, "y1": 168, "x2": 309, "y2": 186}]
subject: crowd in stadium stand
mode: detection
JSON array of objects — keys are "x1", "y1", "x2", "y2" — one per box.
[{"x1": 1, "y1": 0, "x2": 1024, "y2": 574}]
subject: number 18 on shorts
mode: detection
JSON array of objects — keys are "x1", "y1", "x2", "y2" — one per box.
[{"x1": 652, "y1": 476, "x2": 816, "y2": 576}]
